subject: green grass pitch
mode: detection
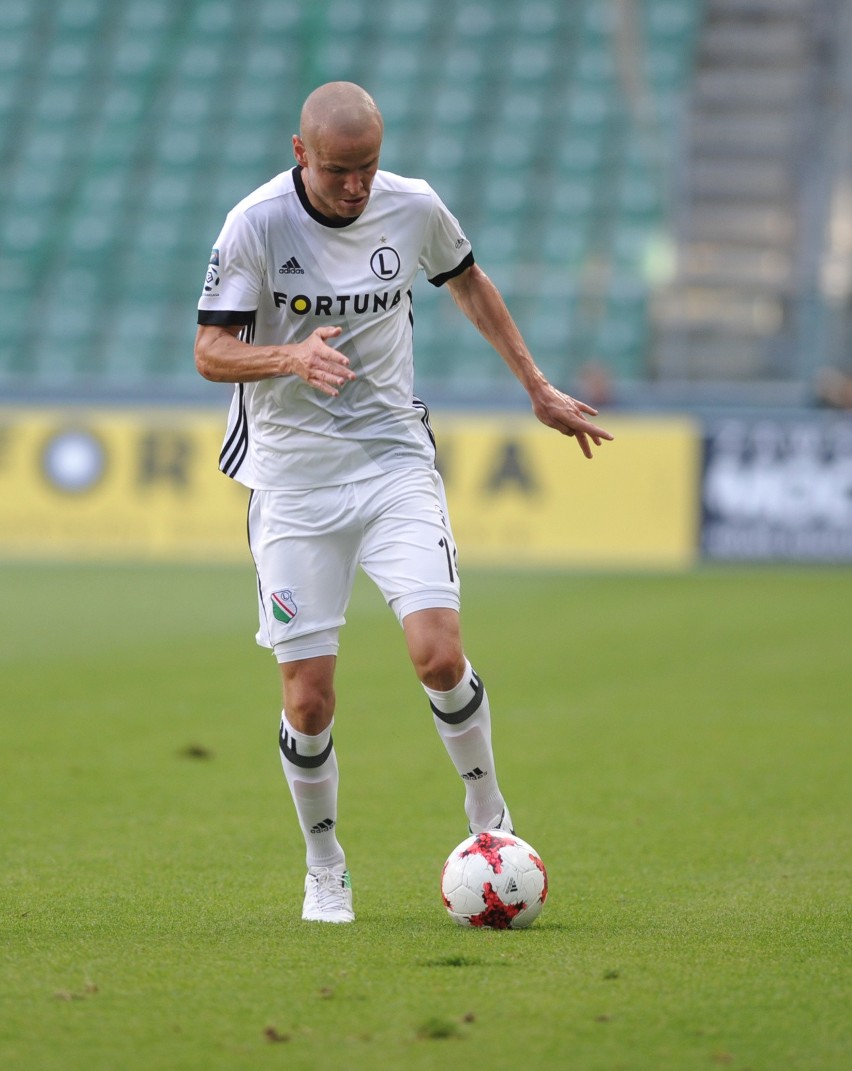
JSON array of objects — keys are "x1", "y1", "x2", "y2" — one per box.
[{"x1": 1, "y1": 562, "x2": 850, "y2": 1070}]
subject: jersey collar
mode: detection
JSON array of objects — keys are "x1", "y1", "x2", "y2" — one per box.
[{"x1": 292, "y1": 166, "x2": 361, "y2": 229}]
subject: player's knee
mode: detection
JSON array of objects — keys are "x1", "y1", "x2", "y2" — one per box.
[
  {"x1": 281, "y1": 658, "x2": 336, "y2": 732},
  {"x1": 414, "y1": 646, "x2": 466, "y2": 692},
  {"x1": 404, "y1": 608, "x2": 465, "y2": 691},
  {"x1": 284, "y1": 692, "x2": 335, "y2": 733}
]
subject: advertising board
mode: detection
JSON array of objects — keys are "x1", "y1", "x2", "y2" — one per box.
[
  {"x1": 702, "y1": 417, "x2": 852, "y2": 561},
  {"x1": 0, "y1": 408, "x2": 699, "y2": 568}
]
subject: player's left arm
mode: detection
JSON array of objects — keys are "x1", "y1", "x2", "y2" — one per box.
[{"x1": 445, "y1": 263, "x2": 614, "y2": 459}]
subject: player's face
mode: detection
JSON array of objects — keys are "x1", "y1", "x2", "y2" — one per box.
[{"x1": 293, "y1": 126, "x2": 382, "y2": 221}]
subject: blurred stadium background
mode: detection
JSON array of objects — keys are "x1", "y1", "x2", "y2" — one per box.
[{"x1": 2, "y1": 0, "x2": 852, "y2": 565}]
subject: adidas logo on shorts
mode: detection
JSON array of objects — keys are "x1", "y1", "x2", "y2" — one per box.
[{"x1": 279, "y1": 257, "x2": 305, "y2": 274}]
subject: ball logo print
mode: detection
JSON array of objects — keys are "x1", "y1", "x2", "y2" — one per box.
[{"x1": 441, "y1": 831, "x2": 548, "y2": 929}]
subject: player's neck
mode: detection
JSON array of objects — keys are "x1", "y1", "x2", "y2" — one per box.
[{"x1": 293, "y1": 166, "x2": 361, "y2": 229}]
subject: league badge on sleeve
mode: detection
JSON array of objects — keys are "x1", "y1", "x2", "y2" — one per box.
[{"x1": 204, "y1": 247, "x2": 220, "y2": 294}]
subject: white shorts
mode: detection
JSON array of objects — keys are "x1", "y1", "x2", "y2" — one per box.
[{"x1": 248, "y1": 467, "x2": 461, "y2": 662}]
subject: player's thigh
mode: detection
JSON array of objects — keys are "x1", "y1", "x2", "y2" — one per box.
[
  {"x1": 358, "y1": 468, "x2": 461, "y2": 622},
  {"x1": 249, "y1": 487, "x2": 360, "y2": 658}
]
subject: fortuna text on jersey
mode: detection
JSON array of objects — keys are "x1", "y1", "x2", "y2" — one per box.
[{"x1": 272, "y1": 288, "x2": 403, "y2": 317}]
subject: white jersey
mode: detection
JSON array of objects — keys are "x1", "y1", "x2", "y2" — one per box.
[{"x1": 198, "y1": 166, "x2": 473, "y2": 489}]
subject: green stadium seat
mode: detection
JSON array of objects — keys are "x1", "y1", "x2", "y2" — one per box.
[
  {"x1": 0, "y1": 0, "x2": 35, "y2": 32},
  {"x1": 0, "y1": 0, "x2": 705, "y2": 393},
  {"x1": 542, "y1": 217, "x2": 594, "y2": 268},
  {"x1": 0, "y1": 68, "x2": 18, "y2": 122},
  {"x1": 593, "y1": 282, "x2": 651, "y2": 379},
  {"x1": 1, "y1": 207, "x2": 54, "y2": 258}
]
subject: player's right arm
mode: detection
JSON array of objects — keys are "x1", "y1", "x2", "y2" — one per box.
[{"x1": 194, "y1": 324, "x2": 356, "y2": 396}]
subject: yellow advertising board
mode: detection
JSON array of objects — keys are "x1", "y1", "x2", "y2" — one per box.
[
  {"x1": 432, "y1": 413, "x2": 700, "y2": 568},
  {"x1": 0, "y1": 408, "x2": 249, "y2": 562},
  {"x1": 0, "y1": 408, "x2": 699, "y2": 567}
]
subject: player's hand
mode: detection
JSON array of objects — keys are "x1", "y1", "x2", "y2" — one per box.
[
  {"x1": 530, "y1": 383, "x2": 614, "y2": 459},
  {"x1": 287, "y1": 326, "x2": 356, "y2": 396}
]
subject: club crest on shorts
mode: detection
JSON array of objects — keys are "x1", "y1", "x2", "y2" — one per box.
[{"x1": 271, "y1": 589, "x2": 298, "y2": 624}]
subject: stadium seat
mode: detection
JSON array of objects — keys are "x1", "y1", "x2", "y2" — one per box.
[{"x1": 0, "y1": 0, "x2": 705, "y2": 394}]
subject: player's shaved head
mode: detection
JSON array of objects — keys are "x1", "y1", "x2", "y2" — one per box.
[
  {"x1": 293, "y1": 82, "x2": 383, "y2": 220},
  {"x1": 300, "y1": 82, "x2": 383, "y2": 149}
]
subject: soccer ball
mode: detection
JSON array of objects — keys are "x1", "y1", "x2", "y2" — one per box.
[{"x1": 440, "y1": 831, "x2": 548, "y2": 929}]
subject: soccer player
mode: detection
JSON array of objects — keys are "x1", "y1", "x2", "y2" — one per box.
[{"x1": 195, "y1": 82, "x2": 612, "y2": 923}]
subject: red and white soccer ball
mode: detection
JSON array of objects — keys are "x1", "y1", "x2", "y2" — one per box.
[{"x1": 440, "y1": 831, "x2": 548, "y2": 929}]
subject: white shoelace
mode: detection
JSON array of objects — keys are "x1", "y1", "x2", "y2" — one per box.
[{"x1": 313, "y1": 869, "x2": 345, "y2": 904}]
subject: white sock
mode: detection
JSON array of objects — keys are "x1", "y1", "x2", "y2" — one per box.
[
  {"x1": 278, "y1": 712, "x2": 345, "y2": 870},
  {"x1": 423, "y1": 660, "x2": 508, "y2": 831}
]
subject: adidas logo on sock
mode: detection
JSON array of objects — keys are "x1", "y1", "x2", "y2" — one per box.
[
  {"x1": 278, "y1": 257, "x2": 305, "y2": 274},
  {"x1": 310, "y1": 817, "x2": 336, "y2": 834},
  {"x1": 461, "y1": 767, "x2": 487, "y2": 781}
]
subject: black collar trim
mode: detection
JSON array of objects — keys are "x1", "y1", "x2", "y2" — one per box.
[{"x1": 292, "y1": 166, "x2": 359, "y2": 229}]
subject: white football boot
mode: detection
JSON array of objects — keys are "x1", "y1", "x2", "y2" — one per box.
[
  {"x1": 302, "y1": 864, "x2": 355, "y2": 923},
  {"x1": 469, "y1": 806, "x2": 514, "y2": 835}
]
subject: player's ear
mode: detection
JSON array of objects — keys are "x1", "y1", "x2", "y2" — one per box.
[{"x1": 293, "y1": 135, "x2": 308, "y2": 167}]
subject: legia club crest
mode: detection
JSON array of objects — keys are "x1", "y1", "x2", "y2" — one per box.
[{"x1": 271, "y1": 589, "x2": 297, "y2": 623}]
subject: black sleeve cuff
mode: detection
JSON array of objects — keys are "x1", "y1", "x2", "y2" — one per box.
[
  {"x1": 427, "y1": 250, "x2": 475, "y2": 288},
  {"x1": 197, "y1": 309, "x2": 256, "y2": 326}
]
